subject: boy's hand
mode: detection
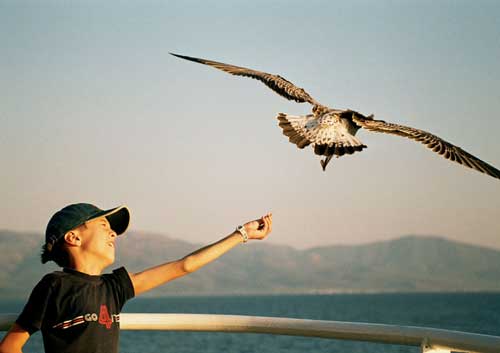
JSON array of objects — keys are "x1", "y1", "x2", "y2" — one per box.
[{"x1": 243, "y1": 213, "x2": 272, "y2": 240}]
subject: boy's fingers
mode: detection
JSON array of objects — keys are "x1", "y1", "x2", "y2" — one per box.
[
  {"x1": 262, "y1": 216, "x2": 270, "y2": 234},
  {"x1": 252, "y1": 212, "x2": 272, "y2": 235},
  {"x1": 258, "y1": 217, "x2": 266, "y2": 230}
]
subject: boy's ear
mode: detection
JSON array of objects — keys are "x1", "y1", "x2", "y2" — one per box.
[{"x1": 64, "y1": 230, "x2": 81, "y2": 246}]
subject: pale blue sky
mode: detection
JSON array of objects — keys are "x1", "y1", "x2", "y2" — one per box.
[{"x1": 1, "y1": 0, "x2": 499, "y2": 250}]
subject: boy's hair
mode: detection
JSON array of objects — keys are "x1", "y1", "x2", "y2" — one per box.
[
  {"x1": 41, "y1": 240, "x2": 70, "y2": 267},
  {"x1": 41, "y1": 222, "x2": 89, "y2": 267}
]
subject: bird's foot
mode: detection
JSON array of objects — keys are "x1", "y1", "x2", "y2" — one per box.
[{"x1": 320, "y1": 155, "x2": 333, "y2": 171}]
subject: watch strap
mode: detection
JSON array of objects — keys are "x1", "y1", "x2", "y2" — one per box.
[{"x1": 236, "y1": 225, "x2": 248, "y2": 243}]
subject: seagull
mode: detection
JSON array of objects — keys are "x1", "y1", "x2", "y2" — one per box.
[{"x1": 171, "y1": 53, "x2": 500, "y2": 180}]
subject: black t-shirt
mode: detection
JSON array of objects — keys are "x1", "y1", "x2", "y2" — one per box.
[{"x1": 16, "y1": 267, "x2": 135, "y2": 353}]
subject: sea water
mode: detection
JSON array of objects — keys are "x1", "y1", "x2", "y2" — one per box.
[{"x1": 2, "y1": 293, "x2": 499, "y2": 353}]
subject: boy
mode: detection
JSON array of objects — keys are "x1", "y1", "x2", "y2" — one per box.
[{"x1": 0, "y1": 203, "x2": 272, "y2": 353}]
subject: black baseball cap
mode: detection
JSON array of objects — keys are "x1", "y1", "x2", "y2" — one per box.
[{"x1": 44, "y1": 203, "x2": 130, "y2": 251}]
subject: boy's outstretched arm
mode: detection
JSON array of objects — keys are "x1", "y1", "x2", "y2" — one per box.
[{"x1": 128, "y1": 213, "x2": 272, "y2": 296}]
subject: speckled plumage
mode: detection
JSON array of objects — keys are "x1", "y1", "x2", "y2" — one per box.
[{"x1": 171, "y1": 53, "x2": 500, "y2": 180}]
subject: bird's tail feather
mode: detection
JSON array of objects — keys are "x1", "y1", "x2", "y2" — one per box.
[{"x1": 277, "y1": 113, "x2": 367, "y2": 156}]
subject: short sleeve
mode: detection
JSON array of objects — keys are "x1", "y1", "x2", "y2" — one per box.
[
  {"x1": 104, "y1": 267, "x2": 135, "y2": 310},
  {"x1": 16, "y1": 275, "x2": 54, "y2": 335}
]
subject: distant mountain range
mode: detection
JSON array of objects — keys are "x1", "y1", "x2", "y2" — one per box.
[{"x1": 1, "y1": 230, "x2": 499, "y2": 299}]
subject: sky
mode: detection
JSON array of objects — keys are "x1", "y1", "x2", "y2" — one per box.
[{"x1": 1, "y1": 0, "x2": 499, "y2": 250}]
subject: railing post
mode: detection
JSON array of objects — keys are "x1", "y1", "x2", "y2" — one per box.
[
  {"x1": 422, "y1": 347, "x2": 452, "y2": 353},
  {"x1": 421, "y1": 337, "x2": 471, "y2": 353},
  {"x1": 421, "y1": 338, "x2": 450, "y2": 353}
]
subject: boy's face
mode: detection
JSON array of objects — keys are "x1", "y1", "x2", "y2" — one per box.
[{"x1": 78, "y1": 216, "x2": 117, "y2": 267}]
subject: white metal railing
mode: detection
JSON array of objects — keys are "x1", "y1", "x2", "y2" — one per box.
[{"x1": 1, "y1": 313, "x2": 499, "y2": 353}]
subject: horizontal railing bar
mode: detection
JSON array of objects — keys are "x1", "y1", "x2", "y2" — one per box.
[
  {"x1": 1, "y1": 313, "x2": 499, "y2": 353},
  {"x1": 120, "y1": 314, "x2": 500, "y2": 353}
]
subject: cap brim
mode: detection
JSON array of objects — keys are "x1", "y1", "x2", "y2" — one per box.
[{"x1": 88, "y1": 205, "x2": 130, "y2": 235}]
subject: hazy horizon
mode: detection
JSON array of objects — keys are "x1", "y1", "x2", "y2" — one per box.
[
  {"x1": 2, "y1": 1, "x2": 499, "y2": 251},
  {"x1": 3, "y1": 228, "x2": 500, "y2": 252}
]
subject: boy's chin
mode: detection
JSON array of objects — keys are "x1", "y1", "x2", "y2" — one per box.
[{"x1": 102, "y1": 255, "x2": 115, "y2": 269}]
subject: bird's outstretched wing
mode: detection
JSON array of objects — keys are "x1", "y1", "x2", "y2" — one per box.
[
  {"x1": 352, "y1": 114, "x2": 500, "y2": 179},
  {"x1": 170, "y1": 53, "x2": 321, "y2": 106}
]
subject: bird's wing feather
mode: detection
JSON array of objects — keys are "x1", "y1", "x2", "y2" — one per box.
[
  {"x1": 352, "y1": 114, "x2": 500, "y2": 179},
  {"x1": 170, "y1": 53, "x2": 321, "y2": 105}
]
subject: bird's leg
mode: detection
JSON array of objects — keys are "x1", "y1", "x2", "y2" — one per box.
[{"x1": 320, "y1": 155, "x2": 333, "y2": 171}]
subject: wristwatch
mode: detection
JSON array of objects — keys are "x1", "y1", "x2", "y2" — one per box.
[{"x1": 236, "y1": 225, "x2": 248, "y2": 243}]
